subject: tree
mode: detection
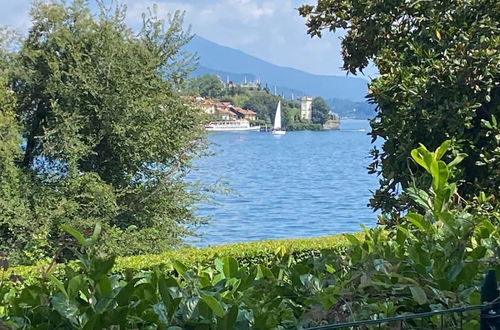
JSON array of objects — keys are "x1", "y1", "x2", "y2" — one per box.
[
  {"x1": 300, "y1": 0, "x2": 500, "y2": 213},
  {"x1": 188, "y1": 74, "x2": 224, "y2": 98},
  {"x1": 243, "y1": 92, "x2": 278, "y2": 123},
  {"x1": 2, "y1": 1, "x2": 207, "y2": 263},
  {"x1": 0, "y1": 27, "x2": 35, "y2": 263},
  {"x1": 311, "y1": 97, "x2": 331, "y2": 124}
]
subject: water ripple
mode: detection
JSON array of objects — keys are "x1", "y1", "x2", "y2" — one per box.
[{"x1": 188, "y1": 120, "x2": 379, "y2": 246}]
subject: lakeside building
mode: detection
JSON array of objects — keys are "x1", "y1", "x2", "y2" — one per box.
[
  {"x1": 193, "y1": 97, "x2": 258, "y2": 122},
  {"x1": 300, "y1": 96, "x2": 313, "y2": 121},
  {"x1": 229, "y1": 106, "x2": 257, "y2": 121},
  {"x1": 197, "y1": 98, "x2": 216, "y2": 115}
]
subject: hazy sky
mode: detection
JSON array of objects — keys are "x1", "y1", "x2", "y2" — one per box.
[{"x1": 0, "y1": 0, "x2": 376, "y2": 78}]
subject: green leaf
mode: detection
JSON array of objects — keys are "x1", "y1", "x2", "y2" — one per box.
[
  {"x1": 153, "y1": 302, "x2": 169, "y2": 324},
  {"x1": 91, "y1": 256, "x2": 115, "y2": 280},
  {"x1": 158, "y1": 274, "x2": 181, "y2": 320},
  {"x1": 48, "y1": 275, "x2": 68, "y2": 297},
  {"x1": 434, "y1": 186, "x2": 453, "y2": 214},
  {"x1": 51, "y1": 292, "x2": 79, "y2": 322},
  {"x1": 434, "y1": 140, "x2": 450, "y2": 160},
  {"x1": 217, "y1": 305, "x2": 238, "y2": 330},
  {"x1": 448, "y1": 153, "x2": 467, "y2": 168},
  {"x1": 344, "y1": 234, "x2": 360, "y2": 245},
  {"x1": 172, "y1": 260, "x2": 188, "y2": 278},
  {"x1": 201, "y1": 295, "x2": 225, "y2": 318},
  {"x1": 94, "y1": 295, "x2": 115, "y2": 314},
  {"x1": 435, "y1": 29, "x2": 442, "y2": 41},
  {"x1": 300, "y1": 274, "x2": 322, "y2": 292},
  {"x1": 96, "y1": 276, "x2": 112, "y2": 296},
  {"x1": 61, "y1": 224, "x2": 86, "y2": 246},
  {"x1": 82, "y1": 314, "x2": 101, "y2": 330},
  {"x1": 198, "y1": 299, "x2": 213, "y2": 319},
  {"x1": 406, "y1": 187, "x2": 431, "y2": 209},
  {"x1": 410, "y1": 286, "x2": 428, "y2": 305},
  {"x1": 90, "y1": 222, "x2": 102, "y2": 243},
  {"x1": 67, "y1": 274, "x2": 85, "y2": 299},
  {"x1": 469, "y1": 246, "x2": 486, "y2": 260},
  {"x1": 116, "y1": 278, "x2": 139, "y2": 306},
  {"x1": 447, "y1": 263, "x2": 463, "y2": 281},
  {"x1": 406, "y1": 213, "x2": 427, "y2": 231},
  {"x1": 373, "y1": 259, "x2": 389, "y2": 274},
  {"x1": 396, "y1": 225, "x2": 410, "y2": 238},
  {"x1": 411, "y1": 146, "x2": 431, "y2": 173},
  {"x1": 431, "y1": 160, "x2": 449, "y2": 192},
  {"x1": 222, "y1": 257, "x2": 239, "y2": 278},
  {"x1": 256, "y1": 265, "x2": 274, "y2": 279}
]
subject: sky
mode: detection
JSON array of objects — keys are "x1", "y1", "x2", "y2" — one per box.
[{"x1": 0, "y1": 0, "x2": 376, "y2": 78}]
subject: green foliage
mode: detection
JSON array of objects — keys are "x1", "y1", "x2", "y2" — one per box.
[
  {"x1": 308, "y1": 141, "x2": 499, "y2": 326},
  {"x1": 299, "y1": 0, "x2": 500, "y2": 213},
  {"x1": 9, "y1": 233, "x2": 355, "y2": 283},
  {"x1": 187, "y1": 74, "x2": 225, "y2": 98},
  {"x1": 0, "y1": 42, "x2": 33, "y2": 265},
  {"x1": 1, "y1": 1, "x2": 208, "y2": 265},
  {"x1": 2, "y1": 142, "x2": 498, "y2": 329},
  {"x1": 241, "y1": 92, "x2": 302, "y2": 129},
  {"x1": 286, "y1": 122, "x2": 323, "y2": 131},
  {"x1": 0, "y1": 225, "x2": 352, "y2": 329},
  {"x1": 242, "y1": 92, "x2": 281, "y2": 123},
  {"x1": 311, "y1": 97, "x2": 331, "y2": 125}
]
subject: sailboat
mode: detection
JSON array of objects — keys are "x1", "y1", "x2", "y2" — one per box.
[{"x1": 271, "y1": 100, "x2": 286, "y2": 135}]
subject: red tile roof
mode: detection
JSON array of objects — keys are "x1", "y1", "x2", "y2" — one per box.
[
  {"x1": 217, "y1": 108, "x2": 235, "y2": 115},
  {"x1": 229, "y1": 106, "x2": 256, "y2": 115}
]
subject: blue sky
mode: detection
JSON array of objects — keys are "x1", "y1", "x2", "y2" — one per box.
[{"x1": 0, "y1": 0, "x2": 376, "y2": 77}]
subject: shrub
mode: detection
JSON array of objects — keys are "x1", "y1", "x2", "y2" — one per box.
[
  {"x1": 1, "y1": 142, "x2": 498, "y2": 329},
  {"x1": 7, "y1": 234, "x2": 356, "y2": 283}
]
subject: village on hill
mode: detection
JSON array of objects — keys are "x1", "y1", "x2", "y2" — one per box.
[
  {"x1": 183, "y1": 74, "x2": 340, "y2": 132},
  {"x1": 196, "y1": 98, "x2": 257, "y2": 122}
]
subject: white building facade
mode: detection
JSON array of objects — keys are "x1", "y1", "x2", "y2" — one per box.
[{"x1": 300, "y1": 96, "x2": 313, "y2": 121}]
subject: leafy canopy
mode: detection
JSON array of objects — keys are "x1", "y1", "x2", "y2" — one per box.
[
  {"x1": 1, "y1": 0, "x2": 207, "y2": 264},
  {"x1": 299, "y1": 0, "x2": 500, "y2": 213},
  {"x1": 187, "y1": 74, "x2": 225, "y2": 99},
  {"x1": 311, "y1": 96, "x2": 331, "y2": 125}
]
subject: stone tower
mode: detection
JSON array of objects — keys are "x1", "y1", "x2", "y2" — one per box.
[{"x1": 300, "y1": 96, "x2": 313, "y2": 121}]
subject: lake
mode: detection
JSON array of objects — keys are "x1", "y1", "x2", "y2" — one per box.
[{"x1": 189, "y1": 119, "x2": 379, "y2": 246}]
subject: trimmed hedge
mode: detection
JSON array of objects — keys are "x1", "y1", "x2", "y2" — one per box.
[{"x1": 8, "y1": 233, "x2": 358, "y2": 281}]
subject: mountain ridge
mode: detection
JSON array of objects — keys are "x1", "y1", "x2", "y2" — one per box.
[{"x1": 184, "y1": 36, "x2": 369, "y2": 102}]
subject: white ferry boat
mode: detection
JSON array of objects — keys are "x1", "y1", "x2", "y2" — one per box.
[{"x1": 205, "y1": 120, "x2": 260, "y2": 132}]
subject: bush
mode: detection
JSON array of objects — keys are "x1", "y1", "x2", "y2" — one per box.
[
  {"x1": 7, "y1": 234, "x2": 356, "y2": 283},
  {"x1": 2, "y1": 142, "x2": 498, "y2": 329}
]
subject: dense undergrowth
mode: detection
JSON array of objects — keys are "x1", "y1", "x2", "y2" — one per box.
[
  {"x1": 8, "y1": 234, "x2": 357, "y2": 283},
  {"x1": 1, "y1": 142, "x2": 498, "y2": 329}
]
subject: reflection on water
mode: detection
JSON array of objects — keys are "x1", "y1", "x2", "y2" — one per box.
[{"x1": 188, "y1": 119, "x2": 379, "y2": 246}]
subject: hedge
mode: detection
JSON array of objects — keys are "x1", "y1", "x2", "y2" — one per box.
[{"x1": 7, "y1": 233, "x2": 359, "y2": 282}]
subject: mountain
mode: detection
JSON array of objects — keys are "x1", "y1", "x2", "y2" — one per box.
[
  {"x1": 184, "y1": 36, "x2": 368, "y2": 102},
  {"x1": 326, "y1": 98, "x2": 376, "y2": 119},
  {"x1": 193, "y1": 65, "x2": 309, "y2": 99}
]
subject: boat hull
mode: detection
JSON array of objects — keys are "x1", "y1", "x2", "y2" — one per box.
[
  {"x1": 205, "y1": 125, "x2": 261, "y2": 132},
  {"x1": 272, "y1": 130, "x2": 286, "y2": 135}
]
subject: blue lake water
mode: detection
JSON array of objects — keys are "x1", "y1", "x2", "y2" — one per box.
[{"x1": 189, "y1": 119, "x2": 379, "y2": 246}]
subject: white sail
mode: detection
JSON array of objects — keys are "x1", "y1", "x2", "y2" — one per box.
[{"x1": 273, "y1": 101, "x2": 282, "y2": 130}]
